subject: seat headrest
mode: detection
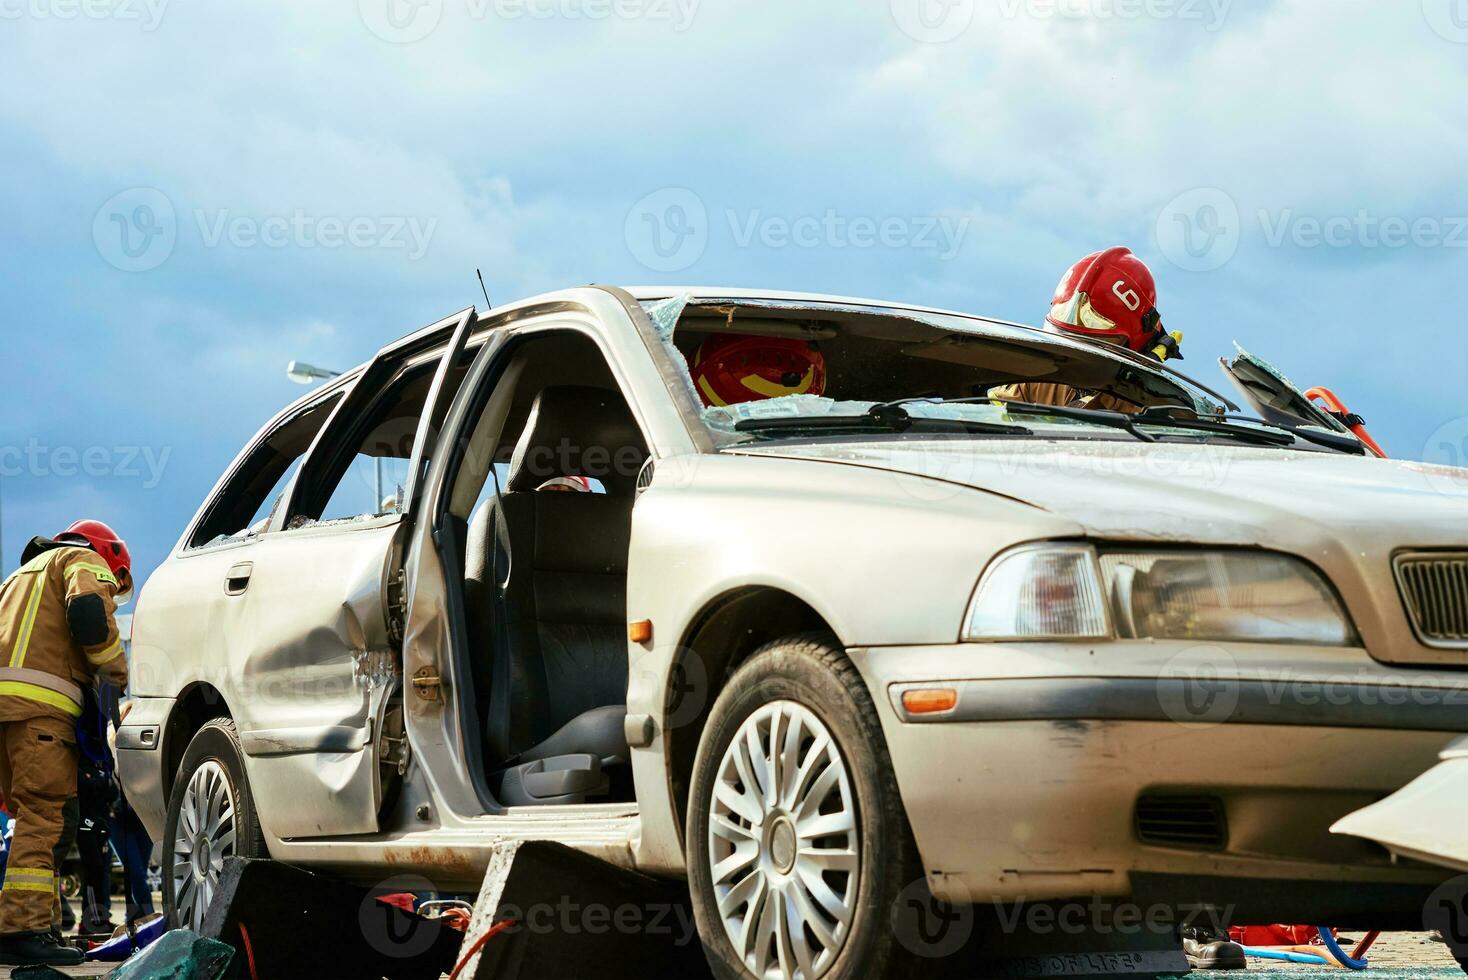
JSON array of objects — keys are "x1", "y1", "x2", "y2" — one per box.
[{"x1": 508, "y1": 386, "x2": 648, "y2": 495}]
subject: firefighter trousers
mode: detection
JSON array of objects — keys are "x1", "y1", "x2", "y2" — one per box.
[{"x1": 0, "y1": 716, "x2": 79, "y2": 935}]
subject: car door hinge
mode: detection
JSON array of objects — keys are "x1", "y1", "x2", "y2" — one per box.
[
  {"x1": 386, "y1": 568, "x2": 408, "y2": 645},
  {"x1": 411, "y1": 666, "x2": 442, "y2": 702}
]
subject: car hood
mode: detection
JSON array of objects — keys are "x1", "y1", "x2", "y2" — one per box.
[{"x1": 727, "y1": 439, "x2": 1468, "y2": 546}]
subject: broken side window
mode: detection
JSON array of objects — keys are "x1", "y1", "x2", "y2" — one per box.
[{"x1": 188, "y1": 392, "x2": 344, "y2": 549}]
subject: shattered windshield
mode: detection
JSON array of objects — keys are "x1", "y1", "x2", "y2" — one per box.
[{"x1": 641, "y1": 295, "x2": 1237, "y2": 445}]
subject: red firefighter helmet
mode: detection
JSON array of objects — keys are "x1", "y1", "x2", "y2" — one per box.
[
  {"x1": 690, "y1": 334, "x2": 827, "y2": 407},
  {"x1": 1045, "y1": 247, "x2": 1180, "y2": 359},
  {"x1": 56, "y1": 519, "x2": 132, "y2": 593}
]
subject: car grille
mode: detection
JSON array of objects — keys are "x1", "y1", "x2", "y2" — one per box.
[
  {"x1": 1395, "y1": 553, "x2": 1468, "y2": 648},
  {"x1": 1135, "y1": 794, "x2": 1227, "y2": 851}
]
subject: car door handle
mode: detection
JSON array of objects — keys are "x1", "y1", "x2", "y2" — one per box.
[{"x1": 224, "y1": 562, "x2": 254, "y2": 596}]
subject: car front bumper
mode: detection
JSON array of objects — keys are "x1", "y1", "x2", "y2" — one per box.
[{"x1": 849, "y1": 640, "x2": 1468, "y2": 918}]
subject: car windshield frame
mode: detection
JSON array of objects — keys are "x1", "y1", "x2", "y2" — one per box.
[{"x1": 634, "y1": 294, "x2": 1297, "y2": 450}]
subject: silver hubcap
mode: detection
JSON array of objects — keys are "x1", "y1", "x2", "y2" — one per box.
[
  {"x1": 707, "y1": 701, "x2": 860, "y2": 980},
  {"x1": 172, "y1": 761, "x2": 237, "y2": 931}
]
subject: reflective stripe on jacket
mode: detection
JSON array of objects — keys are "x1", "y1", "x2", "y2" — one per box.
[{"x1": 0, "y1": 545, "x2": 128, "y2": 723}]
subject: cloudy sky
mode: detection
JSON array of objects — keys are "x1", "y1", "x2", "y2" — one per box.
[{"x1": 2, "y1": 0, "x2": 1466, "y2": 581}]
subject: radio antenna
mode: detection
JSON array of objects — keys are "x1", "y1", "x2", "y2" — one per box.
[{"x1": 475, "y1": 269, "x2": 492, "y2": 309}]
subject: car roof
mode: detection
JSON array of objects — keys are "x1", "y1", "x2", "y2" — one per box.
[{"x1": 621, "y1": 285, "x2": 1028, "y2": 329}]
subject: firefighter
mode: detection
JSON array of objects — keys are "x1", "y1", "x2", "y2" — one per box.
[
  {"x1": 0, "y1": 520, "x2": 131, "y2": 967},
  {"x1": 991, "y1": 246, "x2": 1185, "y2": 414}
]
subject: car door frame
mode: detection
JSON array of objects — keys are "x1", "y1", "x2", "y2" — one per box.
[
  {"x1": 223, "y1": 307, "x2": 478, "y2": 840},
  {"x1": 395, "y1": 289, "x2": 698, "y2": 821}
]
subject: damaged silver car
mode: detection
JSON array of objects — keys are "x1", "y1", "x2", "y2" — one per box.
[{"x1": 118, "y1": 286, "x2": 1468, "y2": 979}]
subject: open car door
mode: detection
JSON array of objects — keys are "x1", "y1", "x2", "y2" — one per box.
[{"x1": 228, "y1": 307, "x2": 476, "y2": 839}]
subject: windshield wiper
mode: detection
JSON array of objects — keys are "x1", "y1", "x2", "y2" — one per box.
[
  {"x1": 978, "y1": 400, "x2": 1158, "y2": 443},
  {"x1": 1134, "y1": 406, "x2": 1365, "y2": 454},
  {"x1": 1220, "y1": 414, "x2": 1366, "y2": 455},
  {"x1": 1132, "y1": 407, "x2": 1296, "y2": 447},
  {"x1": 734, "y1": 401, "x2": 1031, "y2": 436}
]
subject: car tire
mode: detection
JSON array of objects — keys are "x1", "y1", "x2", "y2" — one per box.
[
  {"x1": 687, "y1": 632, "x2": 923, "y2": 980},
  {"x1": 162, "y1": 718, "x2": 268, "y2": 931}
]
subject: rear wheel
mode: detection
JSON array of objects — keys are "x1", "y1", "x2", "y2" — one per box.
[
  {"x1": 162, "y1": 718, "x2": 267, "y2": 930},
  {"x1": 687, "y1": 633, "x2": 922, "y2": 980}
]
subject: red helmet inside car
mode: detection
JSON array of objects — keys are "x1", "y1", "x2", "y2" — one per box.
[{"x1": 690, "y1": 334, "x2": 827, "y2": 407}]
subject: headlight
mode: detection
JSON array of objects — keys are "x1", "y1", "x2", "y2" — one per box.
[
  {"x1": 962, "y1": 544, "x2": 1110, "y2": 640},
  {"x1": 1102, "y1": 549, "x2": 1356, "y2": 646},
  {"x1": 964, "y1": 544, "x2": 1356, "y2": 646}
]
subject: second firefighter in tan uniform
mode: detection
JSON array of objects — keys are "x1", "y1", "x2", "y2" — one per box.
[{"x1": 0, "y1": 529, "x2": 129, "y2": 946}]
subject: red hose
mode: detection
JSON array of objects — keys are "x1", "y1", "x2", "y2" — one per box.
[
  {"x1": 1306, "y1": 386, "x2": 1388, "y2": 458},
  {"x1": 448, "y1": 919, "x2": 517, "y2": 980},
  {"x1": 238, "y1": 922, "x2": 260, "y2": 980}
]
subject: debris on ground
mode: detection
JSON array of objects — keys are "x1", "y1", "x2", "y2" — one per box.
[{"x1": 106, "y1": 930, "x2": 233, "y2": 980}]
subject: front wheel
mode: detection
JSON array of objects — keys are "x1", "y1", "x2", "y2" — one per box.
[
  {"x1": 686, "y1": 634, "x2": 922, "y2": 980},
  {"x1": 162, "y1": 718, "x2": 268, "y2": 931}
]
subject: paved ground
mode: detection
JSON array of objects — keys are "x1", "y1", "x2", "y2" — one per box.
[
  {"x1": 1, "y1": 929, "x2": 1460, "y2": 978},
  {"x1": 1194, "y1": 932, "x2": 1463, "y2": 979}
]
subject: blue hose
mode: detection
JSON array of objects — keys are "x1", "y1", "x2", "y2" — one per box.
[{"x1": 1317, "y1": 926, "x2": 1371, "y2": 970}]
